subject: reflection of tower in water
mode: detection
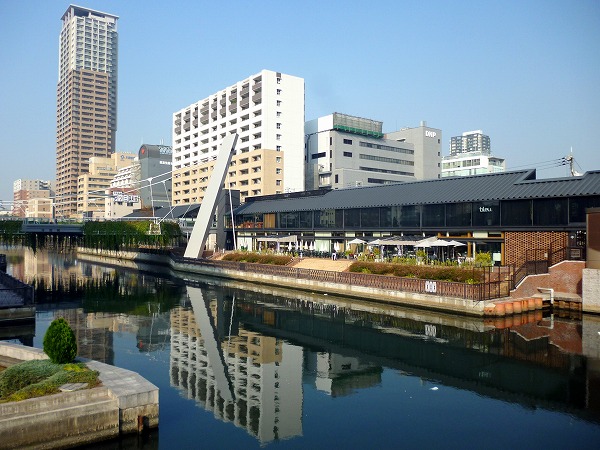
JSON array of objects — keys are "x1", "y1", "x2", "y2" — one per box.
[{"x1": 170, "y1": 290, "x2": 303, "y2": 444}]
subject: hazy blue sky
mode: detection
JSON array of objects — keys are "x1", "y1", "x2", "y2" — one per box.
[{"x1": 1, "y1": 0, "x2": 599, "y2": 202}]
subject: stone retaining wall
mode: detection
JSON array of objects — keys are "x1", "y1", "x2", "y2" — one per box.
[{"x1": 0, "y1": 343, "x2": 159, "y2": 449}]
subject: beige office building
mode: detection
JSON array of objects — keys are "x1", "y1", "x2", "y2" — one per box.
[
  {"x1": 12, "y1": 179, "x2": 54, "y2": 218},
  {"x1": 77, "y1": 152, "x2": 135, "y2": 218},
  {"x1": 56, "y1": 5, "x2": 118, "y2": 218}
]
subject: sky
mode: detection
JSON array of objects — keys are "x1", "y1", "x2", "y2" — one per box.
[{"x1": 0, "y1": 0, "x2": 599, "y2": 202}]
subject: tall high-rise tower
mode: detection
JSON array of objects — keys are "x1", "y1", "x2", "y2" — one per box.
[{"x1": 56, "y1": 5, "x2": 118, "y2": 217}]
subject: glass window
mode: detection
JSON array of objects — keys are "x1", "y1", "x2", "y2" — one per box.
[
  {"x1": 446, "y1": 203, "x2": 472, "y2": 227},
  {"x1": 569, "y1": 195, "x2": 600, "y2": 223},
  {"x1": 344, "y1": 208, "x2": 360, "y2": 227},
  {"x1": 299, "y1": 211, "x2": 312, "y2": 228},
  {"x1": 380, "y1": 206, "x2": 392, "y2": 227},
  {"x1": 501, "y1": 200, "x2": 532, "y2": 226},
  {"x1": 400, "y1": 205, "x2": 421, "y2": 227},
  {"x1": 422, "y1": 204, "x2": 445, "y2": 227},
  {"x1": 533, "y1": 198, "x2": 568, "y2": 226},
  {"x1": 314, "y1": 209, "x2": 343, "y2": 228},
  {"x1": 278, "y1": 212, "x2": 298, "y2": 228},
  {"x1": 361, "y1": 208, "x2": 380, "y2": 227},
  {"x1": 472, "y1": 201, "x2": 499, "y2": 226}
]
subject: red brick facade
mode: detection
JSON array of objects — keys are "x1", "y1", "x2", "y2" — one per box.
[{"x1": 505, "y1": 231, "x2": 568, "y2": 267}]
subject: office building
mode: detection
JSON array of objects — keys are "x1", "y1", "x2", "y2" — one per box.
[
  {"x1": 305, "y1": 115, "x2": 441, "y2": 190},
  {"x1": 172, "y1": 70, "x2": 305, "y2": 205},
  {"x1": 12, "y1": 179, "x2": 54, "y2": 218},
  {"x1": 443, "y1": 130, "x2": 505, "y2": 177},
  {"x1": 137, "y1": 144, "x2": 173, "y2": 210},
  {"x1": 56, "y1": 5, "x2": 118, "y2": 218}
]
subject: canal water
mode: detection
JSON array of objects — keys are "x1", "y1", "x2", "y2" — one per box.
[{"x1": 2, "y1": 247, "x2": 600, "y2": 449}]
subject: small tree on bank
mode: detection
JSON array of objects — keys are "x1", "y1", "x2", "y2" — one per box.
[{"x1": 43, "y1": 318, "x2": 78, "y2": 364}]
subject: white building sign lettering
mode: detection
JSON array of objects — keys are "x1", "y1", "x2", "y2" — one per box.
[
  {"x1": 425, "y1": 280, "x2": 437, "y2": 293},
  {"x1": 113, "y1": 192, "x2": 140, "y2": 204},
  {"x1": 425, "y1": 130, "x2": 437, "y2": 138}
]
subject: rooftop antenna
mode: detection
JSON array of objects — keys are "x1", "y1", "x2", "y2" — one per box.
[{"x1": 565, "y1": 147, "x2": 582, "y2": 177}]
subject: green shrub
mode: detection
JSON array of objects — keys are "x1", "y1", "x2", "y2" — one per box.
[
  {"x1": 222, "y1": 252, "x2": 292, "y2": 265},
  {"x1": 43, "y1": 318, "x2": 78, "y2": 364},
  {"x1": 348, "y1": 261, "x2": 484, "y2": 283},
  {"x1": 0, "y1": 360, "x2": 61, "y2": 398},
  {"x1": 0, "y1": 361, "x2": 99, "y2": 403},
  {"x1": 474, "y1": 251, "x2": 493, "y2": 267}
]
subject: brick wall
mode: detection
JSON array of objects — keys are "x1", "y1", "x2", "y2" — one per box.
[{"x1": 505, "y1": 231, "x2": 568, "y2": 267}]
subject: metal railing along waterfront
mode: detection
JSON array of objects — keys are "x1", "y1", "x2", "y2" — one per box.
[
  {"x1": 512, "y1": 245, "x2": 584, "y2": 288},
  {"x1": 172, "y1": 254, "x2": 511, "y2": 301}
]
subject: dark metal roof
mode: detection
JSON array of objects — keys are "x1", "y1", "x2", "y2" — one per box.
[{"x1": 235, "y1": 170, "x2": 600, "y2": 215}]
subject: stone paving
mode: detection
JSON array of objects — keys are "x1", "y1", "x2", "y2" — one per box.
[{"x1": 288, "y1": 257, "x2": 355, "y2": 272}]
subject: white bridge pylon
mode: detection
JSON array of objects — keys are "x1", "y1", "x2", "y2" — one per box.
[{"x1": 184, "y1": 133, "x2": 238, "y2": 259}]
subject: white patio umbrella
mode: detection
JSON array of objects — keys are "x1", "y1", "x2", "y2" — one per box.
[
  {"x1": 348, "y1": 238, "x2": 367, "y2": 245},
  {"x1": 334, "y1": 242, "x2": 340, "y2": 252},
  {"x1": 447, "y1": 240, "x2": 466, "y2": 246},
  {"x1": 310, "y1": 242, "x2": 315, "y2": 251}
]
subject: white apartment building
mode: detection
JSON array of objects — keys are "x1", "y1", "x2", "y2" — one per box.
[
  {"x1": 110, "y1": 161, "x2": 138, "y2": 190},
  {"x1": 305, "y1": 114, "x2": 441, "y2": 190},
  {"x1": 450, "y1": 130, "x2": 491, "y2": 156},
  {"x1": 442, "y1": 152, "x2": 506, "y2": 177},
  {"x1": 442, "y1": 130, "x2": 505, "y2": 177},
  {"x1": 172, "y1": 70, "x2": 305, "y2": 205}
]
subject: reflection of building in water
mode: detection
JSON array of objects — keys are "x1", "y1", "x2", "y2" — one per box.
[
  {"x1": 56, "y1": 309, "x2": 171, "y2": 364},
  {"x1": 170, "y1": 302, "x2": 303, "y2": 444},
  {"x1": 305, "y1": 351, "x2": 382, "y2": 397},
  {"x1": 58, "y1": 309, "x2": 114, "y2": 364},
  {"x1": 7, "y1": 248, "x2": 115, "y2": 292}
]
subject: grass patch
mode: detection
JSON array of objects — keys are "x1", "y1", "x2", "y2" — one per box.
[{"x1": 0, "y1": 360, "x2": 100, "y2": 403}]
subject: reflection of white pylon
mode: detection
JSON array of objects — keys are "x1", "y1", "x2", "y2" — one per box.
[{"x1": 226, "y1": 294, "x2": 236, "y2": 363}]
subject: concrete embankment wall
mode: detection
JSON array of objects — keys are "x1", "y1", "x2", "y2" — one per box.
[
  {"x1": 76, "y1": 248, "x2": 488, "y2": 317},
  {"x1": 0, "y1": 343, "x2": 158, "y2": 449}
]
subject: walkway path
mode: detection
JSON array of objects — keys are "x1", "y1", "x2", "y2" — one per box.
[{"x1": 288, "y1": 257, "x2": 354, "y2": 272}]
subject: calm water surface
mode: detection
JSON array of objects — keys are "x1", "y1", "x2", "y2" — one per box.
[{"x1": 2, "y1": 247, "x2": 600, "y2": 449}]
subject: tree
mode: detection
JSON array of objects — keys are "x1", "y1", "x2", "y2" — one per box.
[{"x1": 43, "y1": 318, "x2": 77, "y2": 364}]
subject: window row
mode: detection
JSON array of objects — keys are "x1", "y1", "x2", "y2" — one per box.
[{"x1": 233, "y1": 196, "x2": 600, "y2": 230}]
